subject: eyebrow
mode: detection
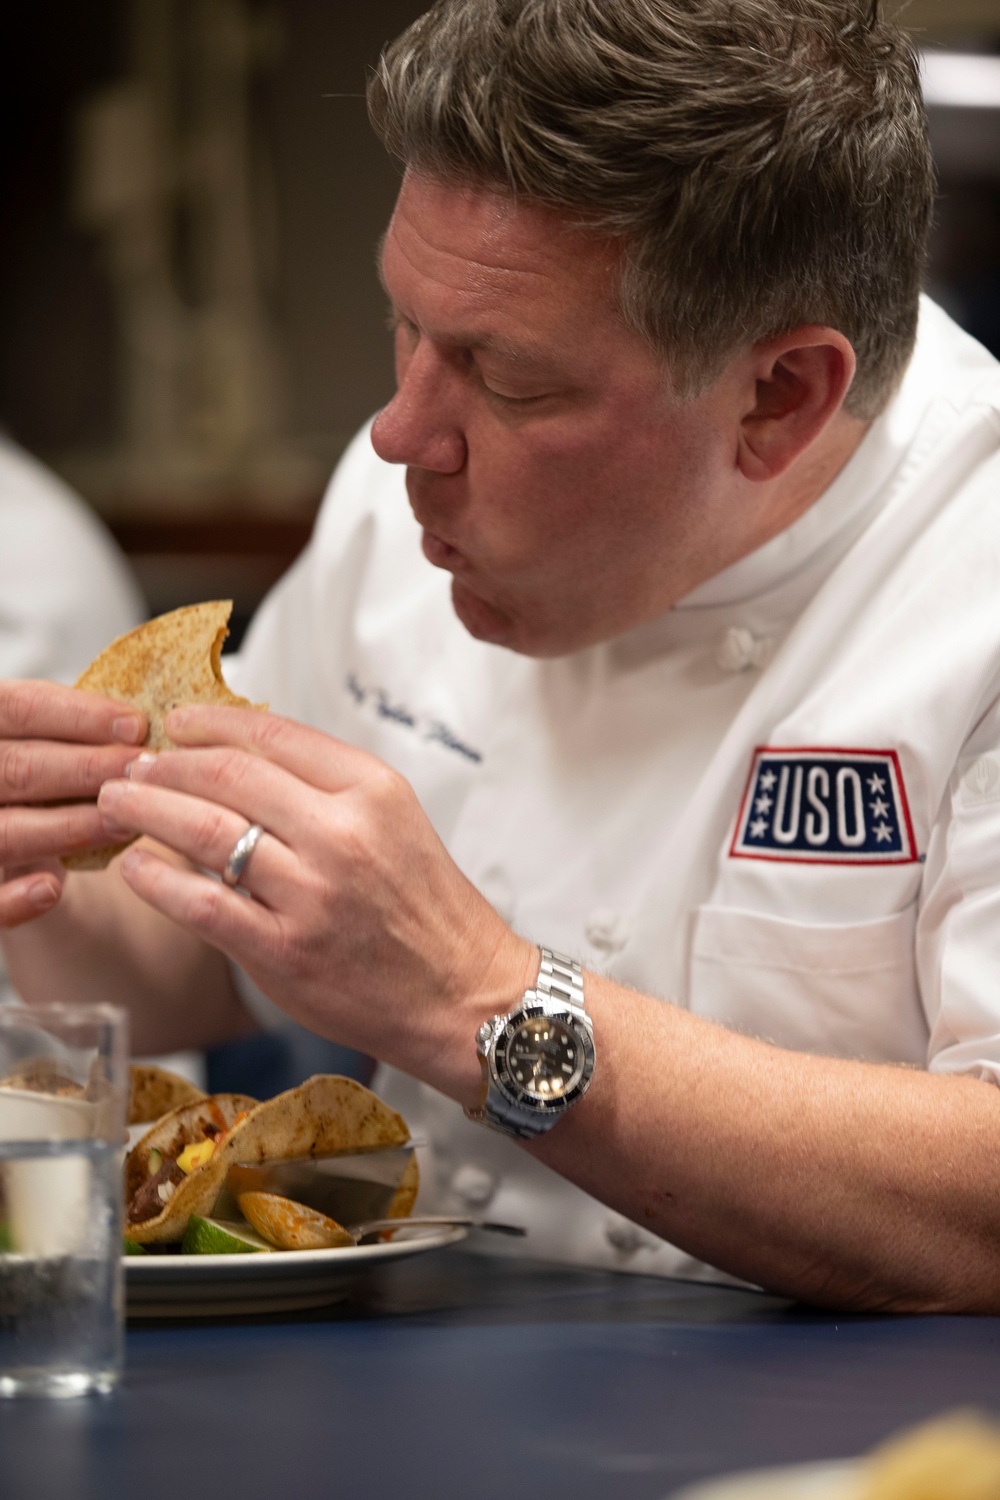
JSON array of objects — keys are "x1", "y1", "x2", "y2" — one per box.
[{"x1": 376, "y1": 239, "x2": 564, "y2": 374}]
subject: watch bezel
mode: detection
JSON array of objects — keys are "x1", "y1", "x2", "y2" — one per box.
[{"x1": 486, "y1": 996, "x2": 596, "y2": 1118}]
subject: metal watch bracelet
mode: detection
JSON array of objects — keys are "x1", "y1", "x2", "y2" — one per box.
[
  {"x1": 467, "y1": 947, "x2": 593, "y2": 1140},
  {"x1": 535, "y1": 947, "x2": 586, "y2": 1016}
]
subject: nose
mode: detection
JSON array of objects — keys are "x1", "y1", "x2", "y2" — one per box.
[{"x1": 371, "y1": 343, "x2": 467, "y2": 474}]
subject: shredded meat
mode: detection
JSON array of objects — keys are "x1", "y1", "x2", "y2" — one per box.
[{"x1": 126, "y1": 1159, "x2": 184, "y2": 1224}]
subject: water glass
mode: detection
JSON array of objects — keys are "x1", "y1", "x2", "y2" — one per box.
[{"x1": 0, "y1": 1003, "x2": 128, "y2": 1397}]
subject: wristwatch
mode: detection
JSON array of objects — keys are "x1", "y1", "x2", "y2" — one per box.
[{"x1": 466, "y1": 948, "x2": 596, "y2": 1140}]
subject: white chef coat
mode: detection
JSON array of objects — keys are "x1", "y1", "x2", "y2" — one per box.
[
  {"x1": 0, "y1": 438, "x2": 145, "y2": 685},
  {"x1": 0, "y1": 439, "x2": 145, "y2": 1008},
  {"x1": 231, "y1": 298, "x2": 1000, "y2": 1280}
]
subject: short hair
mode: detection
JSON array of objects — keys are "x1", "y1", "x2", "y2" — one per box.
[{"x1": 368, "y1": 0, "x2": 935, "y2": 419}]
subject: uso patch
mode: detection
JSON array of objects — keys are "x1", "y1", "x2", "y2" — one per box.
[{"x1": 730, "y1": 748, "x2": 918, "y2": 864}]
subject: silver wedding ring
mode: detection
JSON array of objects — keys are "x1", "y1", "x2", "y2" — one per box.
[{"x1": 222, "y1": 823, "x2": 265, "y2": 889}]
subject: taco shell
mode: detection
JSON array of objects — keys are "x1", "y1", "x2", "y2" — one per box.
[
  {"x1": 128, "y1": 1064, "x2": 207, "y2": 1126},
  {"x1": 64, "y1": 600, "x2": 264, "y2": 871},
  {"x1": 124, "y1": 1075, "x2": 413, "y2": 1244}
]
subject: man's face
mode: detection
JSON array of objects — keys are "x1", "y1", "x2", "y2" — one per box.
[{"x1": 372, "y1": 173, "x2": 741, "y2": 657}]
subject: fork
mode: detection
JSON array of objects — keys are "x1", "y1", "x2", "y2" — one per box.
[{"x1": 349, "y1": 1214, "x2": 525, "y2": 1244}]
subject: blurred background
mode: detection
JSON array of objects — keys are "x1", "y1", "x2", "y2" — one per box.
[
  {"x1": 1, "y1": 0, "x2": 998, "y2": 1094},
  {"x1": 0, "y1": 1, "x2": 429, "y2": 645},
  {"x1": 1, "y1": 0, "x2": 999, "y2": 640}
]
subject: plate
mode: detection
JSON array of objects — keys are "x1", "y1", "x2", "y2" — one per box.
[
  {"x1": 669, "y1": 1460, "x2": 863, "y2": 1499},
  {"x1": 125, "y1": 1223, "x2": 468, "y2": 1318}
]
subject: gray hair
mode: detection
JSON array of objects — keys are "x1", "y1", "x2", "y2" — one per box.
[{"x1": 368, "y1": 0, "x2": 935, "y2": 418}]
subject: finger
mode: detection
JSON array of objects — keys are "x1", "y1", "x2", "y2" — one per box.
[
  {"x1": 0, "y1": 740, "x2": 142, "y2": 805},
  {"x1": 97, "y1": 778, "x2": 294, "y2": 900},
  {"x1": 0, "y1": 804, "x2": 116, "y2": 866},
  {"x1": 164, "y1": 705, "x2": 376, "y2": 794},
  {"x1": 0, "y1": 680, "x2": 146, "y2": 746},
  {"x1": 0, "y1": 871, "x2": 63, "y2": 929},
  {"x1": 123, "y1": 746, "x2": 321, "y2": 850},
  {"x1": 118, "y1": 845, "x2": 283, "y2": 969}
]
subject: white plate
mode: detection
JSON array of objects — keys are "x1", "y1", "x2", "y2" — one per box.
[
  {"x1": 125, "y1": 1223, "x2": 468, "y2": 1317},
  {"x1": 669, "y1": 1460, "x2": 863, "y2": 1500}
]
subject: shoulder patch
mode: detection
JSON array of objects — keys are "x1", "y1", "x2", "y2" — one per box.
[{"x1": 730, "y1": 748, "x2": 917, "y2": 864}]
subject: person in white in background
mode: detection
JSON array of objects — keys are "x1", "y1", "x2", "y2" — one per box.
[
  {"x1": 0, "y1": 438, "x2": 208, "y2": 1089},
  {"x1": 0, "y1": 436, "x2": 144, "y2": 686},
  {"x1": 0, "y1": 434, "x2": 144, "y2": 1007},
  {"x1": 6, "y1": 0, "x2": 1000, "y2": 1313}
]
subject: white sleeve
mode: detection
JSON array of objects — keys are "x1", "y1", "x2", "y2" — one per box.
[
  {"x1": 918, "y1": 696, "x2": 1000, "y2": 1084},
  {"x1": 0, "y1": 439, "x2": 145, "y2": 683}
]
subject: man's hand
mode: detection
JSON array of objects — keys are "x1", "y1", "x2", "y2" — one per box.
[
  {"x1": 0, "y1": 680, "x2": 146, "y2": 928},
  {"x1": 96, "y1": 705, "x2": 536, "y2": 1100}
]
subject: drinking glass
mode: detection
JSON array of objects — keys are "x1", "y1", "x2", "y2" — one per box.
[{"x1": 0, "y1": 1002, "x2": 128, "y2": 1397}]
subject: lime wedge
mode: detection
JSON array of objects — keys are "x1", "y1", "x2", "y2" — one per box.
[{"x1": 181, "y1": 1215, "x2": 276, "y2": 1255}]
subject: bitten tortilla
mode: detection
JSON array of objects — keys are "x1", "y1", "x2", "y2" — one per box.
[
  {"x1": 63, "y1": 600, "x2": 265, "y2": 870},
  {"x1": 124, "y1": 1075, "x2": 416, "y2": 1245}
]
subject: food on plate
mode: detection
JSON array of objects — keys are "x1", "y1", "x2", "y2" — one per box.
[
  {"x1": 180, "y1": 1216, "x2": 275, "y2": 1255},
  {"x1": 128, "y1": 1063, "x2": 206, "y2": 1126},
  {"x1": 125, "y1": 1092, "x2": 256, "y2": 1238},
  {"x1": 123, "y1": 1074, "x2": 417, "y2": 1250},
  {"x1": 237, "y1": 1191, "x2": 355, "y2": 1250},
  {"x1": 64, "y1": 600, "x2": 265, "y2": 870},
  {"x1": 0, "y1": 1061, "x2": 86, "y2": 1098},
  {"x1": 859, "y1": 1412, "x2": 1000, "y2": 1499}
]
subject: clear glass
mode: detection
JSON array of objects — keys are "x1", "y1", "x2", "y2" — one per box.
[{"x1": 0, "y1": 1003, "x2": 128, "y2": 1397}]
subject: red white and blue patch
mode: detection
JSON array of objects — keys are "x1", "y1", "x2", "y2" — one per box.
[{"x1": 730, "y1": 748, "x2": 918, "y2": 865}]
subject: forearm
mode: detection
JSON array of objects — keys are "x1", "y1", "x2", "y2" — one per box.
[
  {"x1": 0, "y1": 845, "x2": 255, "y2": 1054},
  {"x1": 525, "y1": 975, "x2": 1000, "y2": 1313}
]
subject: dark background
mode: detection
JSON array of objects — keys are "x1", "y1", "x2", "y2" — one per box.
[{"x1": 0, "y1": 1, "x2": 429, "y2": 463}]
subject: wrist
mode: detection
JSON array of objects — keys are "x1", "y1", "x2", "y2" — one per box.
[
  {"x1": 465, "y1": 946, "x2": 597, "y2": 1139},
  {"x1": 450, "y1": 927, "x2": 538, "y2": 1110}
]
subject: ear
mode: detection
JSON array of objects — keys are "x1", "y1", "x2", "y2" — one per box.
[{"x1": 736, "y1": 328, "x2": 857, "y2": 483}]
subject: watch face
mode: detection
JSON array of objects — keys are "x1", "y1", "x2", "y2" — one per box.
[{"x1": 499, "y1": 1013, "x2": 587, "y2": 1105}]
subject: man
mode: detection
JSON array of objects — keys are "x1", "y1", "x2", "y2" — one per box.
[{"x1": 3, "y1": 0, "x2": 1000, "y2": 1310}]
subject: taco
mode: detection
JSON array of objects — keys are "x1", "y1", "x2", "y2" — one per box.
[
  {"x1": 65, "y1": 600, "x2": 265, "y2": 871},
  {"x1": 128, "y1": 1063, "x2": 207, "y2": 1127},
  {"x1": 124, "y1": 1075, "x2": 416, "y2": 1245}
]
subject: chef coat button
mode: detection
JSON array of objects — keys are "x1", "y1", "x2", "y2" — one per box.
[
  {"x1": 714, "y1": 626, "x2": 774, "y2": 674},
  {"x1": 451, "y1": 1164, "x2": 498, "y2": 1208},
  {"x1": 604, "y1": 1215, "x2": 656, "y2": 1254},
  {"x1": 585, "y1": 908, "x2": 631, "y2": 954}
]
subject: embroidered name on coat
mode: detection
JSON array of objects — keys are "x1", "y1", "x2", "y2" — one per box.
[
  {"x1": 345, "y1": 672, "x2": 482, "y2": 763},
  {"x1": 730, "y1": 748, "x2": 917, "y2": 864}
]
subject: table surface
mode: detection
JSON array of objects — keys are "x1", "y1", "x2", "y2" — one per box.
[{"x1": 3, "y1": 1244, "x2": 1000, "y2": 1500}]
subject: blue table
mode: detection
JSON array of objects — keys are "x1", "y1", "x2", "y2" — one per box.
[{"x1": 3, "y1": 1247, "x2": 1000, "y2": 1500}]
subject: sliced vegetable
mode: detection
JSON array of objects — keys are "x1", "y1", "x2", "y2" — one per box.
[
  {"x1": 181, "y1": 1215, "x2": 275, "y2": 1255},
  {"x1": 177, "y1": 1139, "x2": 216, "y2": 1174}
]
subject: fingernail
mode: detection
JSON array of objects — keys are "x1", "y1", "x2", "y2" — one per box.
[
  {"x1": 28, "y1": 879, "x2": 59, "y2": 911},
  {"x1": 112, "y1": 716, "x2": 145, "y2": 745},
  {"x1": 98, "y1": 781, "x2": 124, "y2": 812},
  {"x1": 120, "y1": 850, "x2": 143, "y2": 878},
  {"x1": 101, "y1": 821, "x2": 133, "y2": 841},
  {"x1": 125, "y1": 753, "x2": 157, "y2": 782}
]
